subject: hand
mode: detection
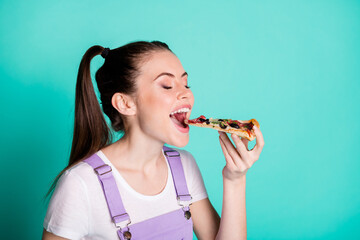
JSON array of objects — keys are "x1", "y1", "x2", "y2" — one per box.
[{"x1": 218, "y1": 126, "x2": 265, "y2": 182}]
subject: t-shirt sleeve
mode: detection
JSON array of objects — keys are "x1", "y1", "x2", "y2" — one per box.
[
  {"x1": 179, "y1": 150, "x2": 208, "y2": 203},
  {"x1": 43, "y1": 169, "x2": 90, "y2": 239}
]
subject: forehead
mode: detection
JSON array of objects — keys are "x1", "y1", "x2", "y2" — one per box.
[{"x1": 138, "y1": 50, "x2": 185, "y2": 78}]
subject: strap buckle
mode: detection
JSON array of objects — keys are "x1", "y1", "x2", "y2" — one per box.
[
  {"x1": 113, "y1": 213, "x2": 132, "y2": 229},
  {"x1": 164, "y1": 149, "x2": 180, "y2": 157},
  {"x1": 177, "y1": 194, "x2": 193, "y2": 207},
  {"x1": 94, "y1": 164, "x2": 112, "y2": 175}
]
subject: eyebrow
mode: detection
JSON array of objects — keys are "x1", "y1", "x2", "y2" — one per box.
[{"x1": 153, "y1": 72, "x2": 188, "y2": 81}]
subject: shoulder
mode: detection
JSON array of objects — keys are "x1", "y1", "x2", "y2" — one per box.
[
  {"x1": 61, "y1": 161, "x2": 95, "y2": 181},
  {"x1": 55, "y1": 156, "x2": 100, "y2": 194},
  {"x1": 168, "y1": 148, "x2": 208, "y2": 202},
  {"x1": 170, "y1": 148, "x2": 197, "y2": 166},
  {"x1": 167, "y1": 147, "x2": 200, "y2": 176},
  {"x1": 45, "y1": 156, "x2": 101, "y2": 222}
]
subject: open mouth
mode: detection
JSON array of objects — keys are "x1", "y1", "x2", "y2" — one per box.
[
  {"x1": 169, "y1": 107, "x2": 190, "y2": 131},
  {"x1": 170, "y1": 112, "x2": 188, "y2": 128}
]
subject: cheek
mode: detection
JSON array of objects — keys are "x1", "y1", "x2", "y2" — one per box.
[
  {"x1": 139, "y1": 91, "x2": 171, "y2": 113},
  {"x1": 137, "y1": 88, "x2": 173, "y2": 126}
]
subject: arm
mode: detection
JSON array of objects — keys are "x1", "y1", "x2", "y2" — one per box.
[
  {"x1": 216, "y1": 175, "x2": 247, "y2": 240},
  {"x1": 190, "y1": 198, "x2": 220, "y2": 239},
  {"x1": 192, "y1": 125, "x2": 264, "y2": 240},
  {"x1": 190, "y1": 177, "x2": 246, "y2": 240},
  {"x1": 216, "y1": 125, "x2": 264, "y2": 239}
]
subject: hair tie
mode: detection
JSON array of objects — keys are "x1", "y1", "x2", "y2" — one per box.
[{"x1": 101, "y1": 48, "x2": 110, "y2": 58}]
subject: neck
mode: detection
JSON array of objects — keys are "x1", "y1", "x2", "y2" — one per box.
[{"x1": 104, "y1": 128, "x2": 166, "y2": 172}]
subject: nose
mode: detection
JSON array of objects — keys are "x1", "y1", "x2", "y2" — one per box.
[{"x1": 176, "y1": 83, "x2": 192, "y2": 100}]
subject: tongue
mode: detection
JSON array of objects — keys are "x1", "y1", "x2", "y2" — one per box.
[{"x1": 170, "y1": 112, "x2": 187, "y2": 128}]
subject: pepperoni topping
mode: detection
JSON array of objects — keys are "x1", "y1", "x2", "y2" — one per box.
[{"x1": 187, "y1": 115, "x2": 207, "y2": 124}]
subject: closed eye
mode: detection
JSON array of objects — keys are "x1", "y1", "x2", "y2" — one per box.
[{"x1": 162, "y1": 85, "x2": 190, "y2": 90}]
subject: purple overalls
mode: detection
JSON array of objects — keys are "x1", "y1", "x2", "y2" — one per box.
[{"x1": 83, "y1": 146, "x2": 193, "y2": 240}]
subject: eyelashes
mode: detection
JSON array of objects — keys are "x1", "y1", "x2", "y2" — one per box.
[{"x1": 162, "y1": 85, "x2": 191, "y2": 89}]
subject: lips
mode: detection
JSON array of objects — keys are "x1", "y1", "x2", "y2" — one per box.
[{"x1": 170, "y1": 116, "x2": 190, "y2": 133}]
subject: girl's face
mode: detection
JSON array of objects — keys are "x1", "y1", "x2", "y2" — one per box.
[{"x1": 133, "y1": 50, "x2": 194, "y2": 147}]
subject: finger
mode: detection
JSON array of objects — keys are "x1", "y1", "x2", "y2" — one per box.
[
  {"x1": 219, "y1": 132, "x2": 242, "y2": 161},
  {"x1": 219, "y1": 135, "x2": 248, "y2": 171},
  {"x1": 241, "y1": 137, "x2": 249, "y2": 150},
  {"x1": 218, "y1": 135, "x2": 237, "y2": 169},
  {"x1": 232, "y1": 133, "x2": 256, "y2": 167},
  {"x1": 230, "y1": 134, "x2": 248, "y2": 157},
  {"x1": 219, "y1": 132, "x2": 251, "y2": 170},
  {"x1": 252, "y1": 125, "x2": 265, "y2": 156}
]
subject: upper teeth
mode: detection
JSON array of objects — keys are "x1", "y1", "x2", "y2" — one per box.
[{"x1": 170, "y1": 108, "x2": 190, "y2": 115}]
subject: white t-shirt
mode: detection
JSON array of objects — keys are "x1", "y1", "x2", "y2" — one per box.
[{"x1": 43, "y1": 148, "x2": 208, "y2": 239}]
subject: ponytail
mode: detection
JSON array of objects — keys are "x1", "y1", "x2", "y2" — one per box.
[
  {"x1": 70, "y1": 45, "x2": 112, "y2": 164},
  {"x1": 45, "y1": 45, "x2": 112, "y2": 199}
]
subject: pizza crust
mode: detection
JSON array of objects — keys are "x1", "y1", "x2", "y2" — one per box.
[{"x1": 185, "y1": 118, "x2": 259, "y2": 141}]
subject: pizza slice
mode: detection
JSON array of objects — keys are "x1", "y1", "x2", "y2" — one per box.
[{"x1": 185, "y1": 115, "x2": 260, "y2": 141}]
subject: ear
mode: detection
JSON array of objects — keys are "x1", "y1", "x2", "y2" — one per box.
[{"x1": 111, "y1": 93, "x2": 137, "y2": 116}]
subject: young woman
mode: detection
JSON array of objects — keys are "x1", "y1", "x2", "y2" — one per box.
[{"x1": 42, "y1": 41, "x2": 265, "y2": 240}]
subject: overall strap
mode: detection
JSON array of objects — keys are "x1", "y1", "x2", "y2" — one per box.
[
  {"x1": 83, "y1": 154, "x2": 131, "y2": 233},
  {"x1": 163, "y1": 146, "x2": 192, "y2": 208}
]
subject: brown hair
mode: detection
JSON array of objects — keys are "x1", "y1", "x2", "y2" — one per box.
[{"x1": 46, "y1": 41, "x2": 172, "y2": 198}]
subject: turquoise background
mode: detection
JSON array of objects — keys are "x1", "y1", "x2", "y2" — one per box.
[{"x1": 1, "y1": 0, "x2": 359, "y2": 239}]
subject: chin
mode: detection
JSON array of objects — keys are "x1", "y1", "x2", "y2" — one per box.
[{"x1": 168, "y1": 135, "x2": 189, "y2": 148}]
